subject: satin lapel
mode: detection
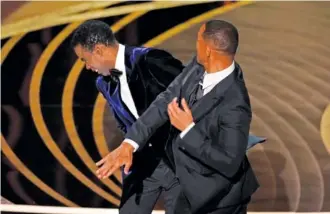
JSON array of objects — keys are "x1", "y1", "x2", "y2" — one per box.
[
  {"x1": 180, "y1": 64, "x2": 204, "y2": 107},
  {"x1": 124, "y1": 46, "x2": 134, "y2": 79},
  {"x1": 124, "y1": 46, "x2": 148, "y2": 116},
  {"x1": 191, "y1": 67, "x2": 240, "y2": 123}
]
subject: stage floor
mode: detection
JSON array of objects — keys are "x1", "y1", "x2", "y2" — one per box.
[{"x1": 1, "y1": 1, "x2": 330, "y2": 212}]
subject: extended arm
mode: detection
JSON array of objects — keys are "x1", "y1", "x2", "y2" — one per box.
[
  {"x1": 95, "y1": 56, "x2": 198, "y2": 178},
  {"x1": 125, "y1": 54, "x2": 194, "y2": 150}
]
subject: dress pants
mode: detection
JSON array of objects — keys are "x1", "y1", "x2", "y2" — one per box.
[
  {"x1": 174, "y1": 192, "x2": 251, "y2": 214},
  {"x1": 119, "y1": 160, "x2": 181, "y2": 214}
]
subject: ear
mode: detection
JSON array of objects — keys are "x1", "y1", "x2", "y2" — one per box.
[
  {"x1": 206, "y1": 46, "x2": 211, "y2": 57},
  {"x1": 93, "y1": 44, "x2": 104, "y2": 57}
]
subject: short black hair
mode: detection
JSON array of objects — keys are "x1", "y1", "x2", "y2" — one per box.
[
  {"x1": 71, "y1": 20, "x2": 117, "y2": 51},
  {"x1": 202, "y1": 20, "x2": 239, "y2": 55}
]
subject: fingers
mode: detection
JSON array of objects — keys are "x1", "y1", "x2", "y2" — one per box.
[
  {"x1": 172, "y1": 98, "x2": 181, "y2": 113},
  {"x1": 181, "y1": 98, "x2": 191, "y2": 113},
  {"x1": 104, "y1": 164, "x2": 120, "y2": 179},
  {"x1": 167, "y1": 99, "x2": 176, "y2": 119},
  {"x1": 168, "y1": 98, "x2": 181, "y2": 115},
  {"x1": 96, "y1": 160, "x2": 119, "y2": 179},
  {"x1": 96, "y1": 157, "x2": 107, "y2": 167},
  {"x1": 96, "y1": 163, "x2": 110, "y2": 178},
  {"x1": 124, "y1": 159, "x2": 132, "y2": 175}
]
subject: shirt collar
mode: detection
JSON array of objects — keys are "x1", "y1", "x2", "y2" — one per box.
[
  {"x1": 203, "y1": 61, "x2": 235, "y2": 89},
  {"x1": 114, "y1": 44, "x2": 125, "y2": 73}
]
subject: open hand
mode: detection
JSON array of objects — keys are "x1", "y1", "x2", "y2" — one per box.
[
  {"x1": 167, "y1": 97, "x2": 193, "y2": 131},
  {"x1": 96, "y1": 142, "x2": 134, "y2": 179}
]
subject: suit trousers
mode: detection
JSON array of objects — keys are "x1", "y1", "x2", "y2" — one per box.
[
  {"x1": 174, "y1": 192, "x2": 250, "y2": 214},
  {"x1": 119, "y1": 159, "x2": 181, "y2": 214}
]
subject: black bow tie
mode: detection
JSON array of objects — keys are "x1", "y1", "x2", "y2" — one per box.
[
  {"x1": 106, "y1": 68, "x2": 123, "y2": 83},
  {"x1": 110, "y1": 68, "x2": 123, "y2": 77}
]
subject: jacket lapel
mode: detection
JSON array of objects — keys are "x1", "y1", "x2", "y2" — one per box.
[
  {"x1": 124, "y1": 46, "x2": 148, "y2": 116},
  {"x1": 180, "y1": 62, "x2": 204, "y2": 107},
  {"x1": 191, "y1": 64, "x2": 241, "y2": 122}
]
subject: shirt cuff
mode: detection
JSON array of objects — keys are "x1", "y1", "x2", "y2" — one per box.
[
  {"x1": 124, "y1": 138, "x2": 139, "y2": 152},
  {"x1": 180, "y1": 122, "x2": 195, "y2": 139}
]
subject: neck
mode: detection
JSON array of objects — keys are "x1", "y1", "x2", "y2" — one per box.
[
  {"x1": 105, "y1": 43, "x2": 119, "y2": 68},
  {"x1": 205, "y1": 55, "x2": 234, "y2": 73}
]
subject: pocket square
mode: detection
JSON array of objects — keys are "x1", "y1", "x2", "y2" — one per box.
[{"x1": 247, "y1": 135, "x2": 266, "y2": 150}]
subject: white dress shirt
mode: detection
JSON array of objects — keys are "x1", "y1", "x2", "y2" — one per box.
[
  {"x1": 125, "y1": 59, "x2": 235, "y2": 152},
  {"x1": 114, "y1": 44, "x2": 140, "y2": 150},
  {"x1": 115, "y1": 44, "x2": 140, "y2": 119}
]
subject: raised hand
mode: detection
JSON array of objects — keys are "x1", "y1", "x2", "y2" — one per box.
[
  {"x1": 96, "y1": 142, "x2": 134, "y2": 179},
  {"x1": 167, "y1": 97, "x2": 193, "y2": 131}
]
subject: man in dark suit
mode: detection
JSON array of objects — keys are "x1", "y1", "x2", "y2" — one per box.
[
  {"x1": 71, "y1": 20, "x2": 184, "y2": 214},
  {"x1": 96, "y1": 20, "x2": 259, "y2": 214}
]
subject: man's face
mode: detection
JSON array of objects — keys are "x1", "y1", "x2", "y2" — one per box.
[
  {"x1": 74, "y1": 44, "x2": 111, "y2": 76},
  {"x1": 196, "y1": 24, "x2": 208, "y2": 66}
]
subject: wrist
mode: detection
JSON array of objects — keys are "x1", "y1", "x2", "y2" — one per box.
[
  {"x1": 183, "y1": 121, "x2": 193, "y2": 130},
  {"x1": 122, "y1": 141, "x2": 135, "y2": 153}
]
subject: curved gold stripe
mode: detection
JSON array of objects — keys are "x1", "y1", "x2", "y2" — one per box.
[
  {"x1": 29, "y1": 21, "x2": 120, "y2": 205},
  {"x1": 93, "y1": 1, "x2": 254, "y2": 174},
  {"x1": 2, "y1": 1, "x2": 216, "y2": 39},
  {"x1": 320, "y1": 104, "x2": 330, "y2": 154},
  {"x1": 0, "y1": 26, "x2": 76, "y2": 208},
  {"x1": 1, "y1": 34, "x2": 25, "y2": 63},
  {"x1": 4, "y1": 2, "x2": 118, "y2": 27},
  {"x1": 66, "y1": 12, "x2": 147, "y2": 188},
  {"x1": 1, "y1": 134, "x2": 78, "y2": 207},
  {"x1": 144, "y1": 1, "x2": 253, "y2": 47}
]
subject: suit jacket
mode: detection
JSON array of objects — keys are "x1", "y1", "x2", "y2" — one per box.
[
  {"x1": 96, "y1": 46, "x2": 184, "y2": 200},
  {"x1": 125, "y1": 57, "x2": 259, "y2": 213}
]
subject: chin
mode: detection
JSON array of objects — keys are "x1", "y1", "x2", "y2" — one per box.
[{"x1": 99, "y1": 71, "x2": 110, "y2": 76}]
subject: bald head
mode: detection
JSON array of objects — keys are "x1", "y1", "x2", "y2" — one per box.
[
  {"x1": 202, "y1": 20, "x2": 239, "y2": 55},
  {"x1": 196, "y1": 20, "x2": 239, "y2": 73}
]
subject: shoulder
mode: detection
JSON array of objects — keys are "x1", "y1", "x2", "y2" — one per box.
[
  {"x1": 226, "y1": 66, "x2": 250, "y2": 108},
  {"x1": 145, "y1": 48, "x2": 173, "y2": 59},
  {"x1": 143, "y1": 48, "x2": 183, "y2": 69},
  {"x1": 128, "y1": 46, "x2": 178, "y2": 62},
  {"x1": 144, "y1": 48, "x2": 181, "y2": 64}
]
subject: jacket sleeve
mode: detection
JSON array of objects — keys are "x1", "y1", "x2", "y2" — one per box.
[
  {"x1": 178, "y1": 98, "x2": 252, "y2": 179},
  {"x1": 125, "y1": 55, "x2": 196, "y2": 151}
]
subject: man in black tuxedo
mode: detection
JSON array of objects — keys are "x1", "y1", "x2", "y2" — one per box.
[
  {"x1": 96, "y1": 20, "x2": 259, "y2": 214},
  {"x1": 71, "y1": 20, "x2": 184, "y2": 214}
]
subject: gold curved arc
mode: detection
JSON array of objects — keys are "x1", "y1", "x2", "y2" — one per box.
[
  {"x1": 29, "y1": 11, "x2": 120, "y2": 205},
  {"x1": 66, "y1": 11, "x2": 147, "y2": 189},
  {"x1": 4, "y1": 2, "x2": 119, "y2": 27},
  {"x1": 2, "y1": 1, "x2": 216, "y2": 40},
  {"x1": 93, "y1": 1, "x2": 254, "y2": 169},
  {"x1": 320, "y1": 104, "x2": 330, "y2": 154},
  {"x1": 1, "y1": 34, "x2": 26, "y2": 63},
  {"x1": 144, "y1": 1, "x2": 253, "y2": 47},
  {"x1": 1, "y1": 134, "x2": 78, "y2": 207}
]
